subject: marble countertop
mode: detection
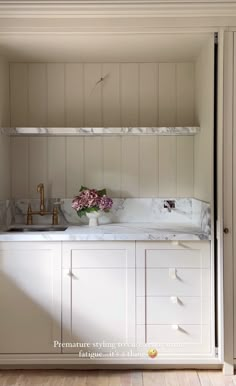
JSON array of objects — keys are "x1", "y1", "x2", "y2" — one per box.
[{"x1": 0, "y1": 223, "x2": 210, "y2": 241}]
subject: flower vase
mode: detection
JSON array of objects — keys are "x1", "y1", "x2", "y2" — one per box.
[{"x1": 86, "y1": 211, "x2": 101, "y2": 227}]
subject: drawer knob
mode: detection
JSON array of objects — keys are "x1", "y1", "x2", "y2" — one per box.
[
  {"x1": 171, "y1": 241, "x2": 180, "y2": 246},
  {"x1": 171, "y1": 324, "x2": 179, "y2": 331},
  {"x1": 170, "y1": 296, "x2": 178, "y2": 304},
  {"x1": 169, "y1": 268, "x2": 177, "y2": 280}
]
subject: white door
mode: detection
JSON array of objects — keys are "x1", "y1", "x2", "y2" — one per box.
[
  {"x1": 0, "y1": 242, "x2": 61, "y2": 354},
  {"x1": 62, "y1": 241, "x2": 135, "y2": 355},
  {"x1": 223, "y1": 31, "x2": 236, "y2": 371}
]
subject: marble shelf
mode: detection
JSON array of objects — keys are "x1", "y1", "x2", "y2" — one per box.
[{"x1": 0, "y1": 127, "x2": 200, "y2": 136}]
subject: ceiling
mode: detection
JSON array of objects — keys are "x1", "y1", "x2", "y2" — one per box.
[{"x1": 0, "y1": 33, "x2": 211, "y2": 62}]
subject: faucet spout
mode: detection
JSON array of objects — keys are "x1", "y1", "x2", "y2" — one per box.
[
  {"x1": 164, "y1": 200, "x2": 176, "y2": 213},
  {"x1": 26, "y1": 183, "x2": 59, "y2": 225},
  {"x1": 37, "y1": 183, "x2": 45, "y2": 213}
]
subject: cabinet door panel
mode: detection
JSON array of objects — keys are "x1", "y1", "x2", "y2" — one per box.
[
  {"x1": 63, "y1": 267, "x2": 135, "y2": 353},
  {"x1": 62, "y1": 241, "x2": 135, "y2": 354},
  {"x1": 0, "y1": 242, "x2": 61, "y2": 354}
]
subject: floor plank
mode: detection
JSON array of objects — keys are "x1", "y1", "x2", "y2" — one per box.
[
  {"x1": 176, "y1": 370, "x2": 201, "y2": 386},
  {"x1": 108, "y1": 372, "x2": 121, "y2": 386},
  {"x1": 163, "y1": 370, "x2": 180, "y2": 386},
  {"x1": 0, "y1": 369, "x2": 234, "y2": 386},
  {"x1": 207, "y1": 370, "x2": 236, "y2": 386},
  {"x1": 86, "y1": 371, "x2": 109, "y2": 386},
  {"x1": 119, "y1": 371, "x2": 133, "y2": 386},
  {"x1": 131, "y1": 371, "x2": 143, "y2": 386},
  {"x1": 143, "y1": 370, "x2": 166, "y2": 386},
  {"x1": 197, "y1": 371, "x2": 212, "y2": 386}
]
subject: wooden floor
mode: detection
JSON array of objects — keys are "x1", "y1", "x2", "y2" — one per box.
[{"x1": 0, "y1": 370, "x2": 235, "y2": 386}]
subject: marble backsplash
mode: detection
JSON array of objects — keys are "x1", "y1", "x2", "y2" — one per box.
[
  {"x1": 5, "y1": 197, "x2": 211, "y2": 235},
  {"x1": 0, "y1": 200, "x2": 14, "y2": 228}
]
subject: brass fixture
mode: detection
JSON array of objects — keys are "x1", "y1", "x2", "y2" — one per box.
[
  {"x1": 52, "y1": 207, "x2": 59, "y2": 225},
  {"x1": 27, "y1": 183, "x2": 59, "y2": 225},
  {"x1": 37, "y1": 183, "x2": 46, "y2": 212}
]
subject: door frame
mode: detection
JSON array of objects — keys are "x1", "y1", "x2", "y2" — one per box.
[{"x1": 222, "y1": 31, "x2": 234, "y2": 375}]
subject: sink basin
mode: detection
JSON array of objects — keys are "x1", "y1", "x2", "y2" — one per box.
[{"x1": 7, "y1": 226, "x2": 68, "y2": 232}]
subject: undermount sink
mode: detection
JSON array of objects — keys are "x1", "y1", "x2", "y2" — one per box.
[{"x1": 7, "y1": 226, "x2": 68, "y2": 232}]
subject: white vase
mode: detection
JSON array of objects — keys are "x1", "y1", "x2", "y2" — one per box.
[{"x1": 86, "y1": 211, "x2": 101, "y2": 227}]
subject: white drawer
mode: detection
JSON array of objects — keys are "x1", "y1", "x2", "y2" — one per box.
[
  {"x1": 136, "y1": 241, "x2": 210, "y2": 269},
  {"x1": 145, "y1": 249, "x2": 210, "y2": 268},
  {"x1": 136, "y1": 296, "x2": 210, "y2": 325},
  {"x1": 136, "y1": 324, "x2": 211, "y2": 354},
  {"x1": 136, "y1": 268, "x2": 210, "y2": 296}
]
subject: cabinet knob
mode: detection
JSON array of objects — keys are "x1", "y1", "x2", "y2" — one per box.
[
  {"x1": 224, "y1": 227, "x2": 229, "y2": 234},
  {"x1": 171, "y1": 241, "x2": 180, "y2": 246},
  {"x1": 170, "y1": 296, "x2": 178, "y2": 304},
  {"x1": 169, "y1": 268, "x2": 177, "y2": 280},
  {"x1": 171, "y1": 324, "x2": 179, "y2": 331},
  {"x1": 67, "y1": 270, "x2": 73, "y2": 277}
]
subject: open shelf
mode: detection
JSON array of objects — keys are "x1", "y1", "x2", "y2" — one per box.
[{"x1": 0, "y1": 127, "x2": 200, "y2": 136}]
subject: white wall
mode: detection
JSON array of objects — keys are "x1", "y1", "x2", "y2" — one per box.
[
  {"x1": 194, "y1": 38, "x2": 214, "y2": 202},
  {"x1": 10, "y1": 135, "x2": 194, "y2": 199},
  {"x1": 9, "y1": 62, "x2": 196, "y2": 127},
  {"x1": 9, "y1": 61, "x2": 196, "y2": 199},
  {"x1": 0, "y1": 57, "x2": 10, "y2": 200}
]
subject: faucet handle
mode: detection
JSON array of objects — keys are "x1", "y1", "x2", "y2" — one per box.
[
  {"x1": 27, "y1": 203, "x2": 33, "y2": 225},
  {"x1": 52, "y1": 206, "x2": 59, "y2": 225},
  {"x1": 37, "y1": 183, "x2": 44, "y2": 191}
]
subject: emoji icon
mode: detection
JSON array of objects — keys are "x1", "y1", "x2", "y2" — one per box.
[{"x1": 148, "y1": 348, "x2": 158, "y2": 358}]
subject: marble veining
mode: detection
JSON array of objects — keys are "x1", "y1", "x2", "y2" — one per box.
[
  {"x1": 0, "y1": 127, "x2": 200, "y2": 136},
  {"x1": 0, "y1": 200, "x2": 14, "y2": 228},
  {"x1": 13, "y1": 197, "x2": 209, "y2": 227}
]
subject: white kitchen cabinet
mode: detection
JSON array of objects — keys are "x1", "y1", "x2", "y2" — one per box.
[
  {"x1": 136, "y1": 241, "x2": 213, "y2": 355},
  {"x1": 0, "y1": 242, "x2": 61, "y2": 354},
  {"x1": 62, "y1": 242, "x2": 135, "y2": 354},
  {"x1": 0, "y1": 239, "x2": 214, "y2": 363}
]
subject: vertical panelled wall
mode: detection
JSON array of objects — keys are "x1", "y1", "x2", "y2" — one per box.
[
  {"x1": 11, "y1": 136, "x2": 194, "y2": 199},
  {"x1": 0, "y1": 57, "x2": 10, "y2": 200},
  {"x1": 10, "y1": 62, "x2": 196, "y2": 199}
]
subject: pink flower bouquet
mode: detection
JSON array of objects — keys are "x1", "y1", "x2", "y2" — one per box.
[{"x1": 72, "y1": 186, "x2": 113, "y2": 218}]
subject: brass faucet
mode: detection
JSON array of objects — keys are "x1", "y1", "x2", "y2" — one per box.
[
  {"x1": 27, "y1": 183, "x2": 59, "y2": 225},
  {"x1": 37, "y1": 183, "x2": 46, "y2": 212}
]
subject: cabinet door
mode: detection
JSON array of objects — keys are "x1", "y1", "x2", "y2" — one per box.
[
  {"x1": 136, "y1": 241, "x2": 213, "y2": 355},
  {"x1": 0, "y1": 242, "x2": 61, "y2": 354},
  {"x1": 62, "y1": 242, "x2": 135, "y2": 354}
]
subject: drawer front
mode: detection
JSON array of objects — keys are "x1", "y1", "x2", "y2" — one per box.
[
  {"x1": 144, "y1": 268, "x2": 210, "y2": 296},
  {"x1": 62, "y1": 242, "x2": 135, "y2": 268},
  {"x1": 136, "y1": 296, "x2": 210, "y2": 325},
  {"x1": 145, "y1": 249, "x2": 210, "y2": 269},
  {"x1": 136, "y1": 324, "x2": 211, "y2": 354},
  {"x1": 136, "y1": 241, "x2": 211, "y2": 269}
]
